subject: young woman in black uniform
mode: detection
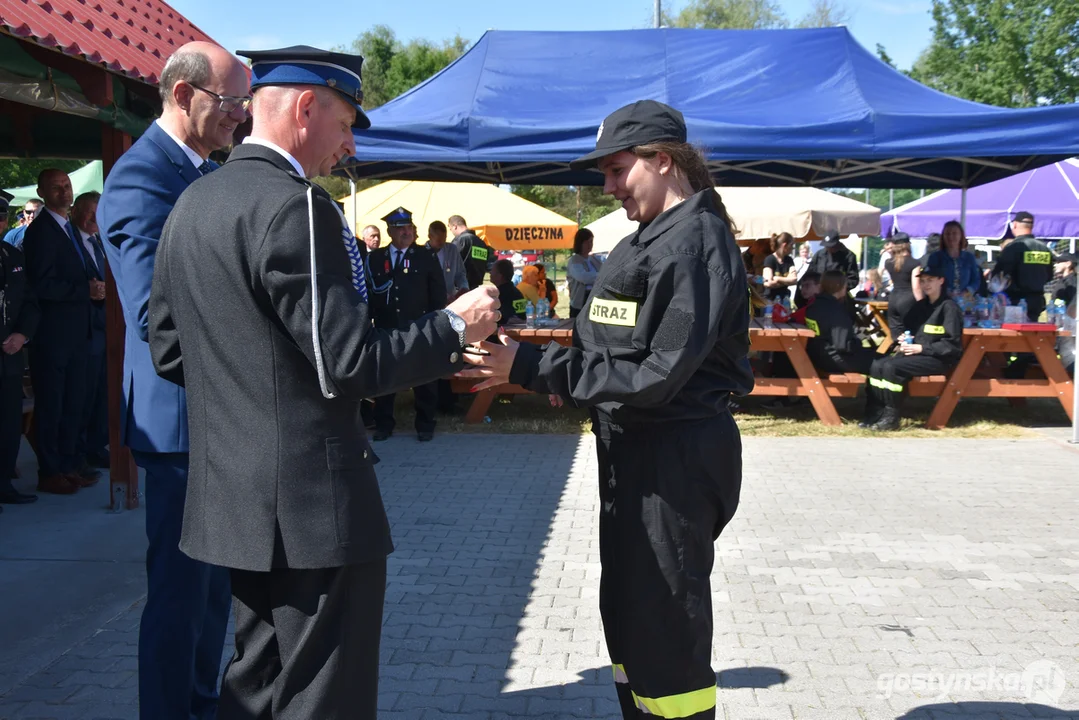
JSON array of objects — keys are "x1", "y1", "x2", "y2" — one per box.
[
  {"x1": 461, "y1": 100, "x2": 752, "y2": 720},
  {"x1": 884, "y1": 232, "x2": 918, "y2": 339},
  {"x1": 863, "y1": 257, "x2": 963, "y2": 430}
]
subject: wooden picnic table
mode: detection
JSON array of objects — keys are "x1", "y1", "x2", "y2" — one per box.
[{"x1": 450, "y1": 319, "x2": 1074, "y2": 429}]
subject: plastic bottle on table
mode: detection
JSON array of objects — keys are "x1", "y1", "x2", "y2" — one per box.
[
  {"x1": 1018, "y1": 298, "x2": 1029, "y2": 322},
  {"x1": 525, "y1": 301, "x2": 536, "y2": 328}
]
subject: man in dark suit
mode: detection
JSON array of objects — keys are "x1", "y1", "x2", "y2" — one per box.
[
  {"x1": 369, "y1": 207, "x2": 448, "y2": 441},
  {"x1": 22, "y1": 169, "x2": 97, "y2": 495},
  {"x1": 70, "y1": 191, "x2": 109, "y2": 470},
  {"x1": 0, "y1": 194, "x2": 39, "y2": 506},
  {"x1": 97, "y1": 41, "x2": 246, "y2": 720},
  {"x1": 148, "y1": 46, "x2": 500, "y2": 719},
  {"x1": 449, "y1": 214, "x2": 492, "y2": 289}
]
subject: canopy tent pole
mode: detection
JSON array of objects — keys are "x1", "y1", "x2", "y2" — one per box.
[
  {"x1": 350, "y1": 177, "x2": 357, "y2": 231},
  {"x1": 1072, "y1": 354, "x2": 1078, "y2": 444},
  {"x1": 960, "y1": 163, "x2": 969, "y2": 230}
]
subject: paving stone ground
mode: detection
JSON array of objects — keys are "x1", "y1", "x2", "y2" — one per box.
[{"x1": 1, "y1": 432, "x2": 1078, "y2": 720}]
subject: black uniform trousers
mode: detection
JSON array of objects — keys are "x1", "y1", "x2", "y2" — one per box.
[
  {"x1": 374, "y1": 381, "x2": 437, "y2": 434},
  {"x1": 218, "y1": 559, "x2": 387, "y2": 720},
  {"x1": 0, "y1": 369, "x2": 24, "y2": 479},
  {"x1": 594, "y1": 411, "x2": 741, "y2": 720},
  {"x1": 867, "y1": 355, "x2": 951, "y2": 410},
  {"x1": 29, "y1": 338, "x2": 87, "y2": 476},
  {"x1": 886, "y1": 291, "x2": 916, "y2": 340},
  {"x1": 79, "y1": 347, "x2": 109, "y2": 462}
]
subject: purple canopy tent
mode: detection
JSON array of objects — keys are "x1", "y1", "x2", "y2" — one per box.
[{"x1": 881, "y1": 159, "x2": 1079, "y2": 241}]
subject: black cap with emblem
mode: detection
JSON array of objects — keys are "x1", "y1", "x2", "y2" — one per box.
[
  {"x1": 236, "y1": 45, "x2": 371, "y2": 129},
  {"x1": 382, "y1": 206, "x2": 414, "y2": 228},
  {"x1": 821, "y1": 230, "x2": 841, "y2": 248},
  {"x1": 570, "y1": 100, "x2": 687, "y2": 170}
]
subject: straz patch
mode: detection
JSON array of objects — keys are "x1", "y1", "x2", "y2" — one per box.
[
  {"x1": 924, "y1": 324, "x2": 946, "y2": 335},
  {"x1": 589, "y1": 297, "x2": 637, "y2": 327},
  {"x1": 1023, "y1": 251, "x2": 1051, "y2": 265},
  {"x1": 805, "y1": 318, "x2": 820, "y2": 336},
  {"x1": 512, "y1": 298, "x2": 527, "y2": 314},
  {"x1": 471, "y1": 245, "x2": 488, "y2": 261}
]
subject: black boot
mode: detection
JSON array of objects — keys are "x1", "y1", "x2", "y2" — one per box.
[
  {"x1": 871, "y1": 408, "x2": 902, "y2": 431},
  {"x1": 0, "y1": 478, "x2": 38, "y2": 504},
  {"x1": 858, "y1": 398, "x2": 883, "y2": 428}
]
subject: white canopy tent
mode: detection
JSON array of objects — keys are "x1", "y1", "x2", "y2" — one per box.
[{"x1": 586, "y1": 186, "x2": 881, "y2": 253}]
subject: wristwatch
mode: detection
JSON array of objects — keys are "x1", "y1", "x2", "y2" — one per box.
[{"x1": 439, "y1": 308, "x2": 467, "y2": 347}]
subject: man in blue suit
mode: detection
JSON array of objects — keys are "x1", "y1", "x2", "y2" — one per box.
[
  {"x1": 23, "y1": 169, "x2": 98, "y2": 495},
  {"x1": 70, "y1": 191, "x2": 110, "y2": 469},
  {"x1": 97, "y1": 41, "x2": 249, "y2": 720}
]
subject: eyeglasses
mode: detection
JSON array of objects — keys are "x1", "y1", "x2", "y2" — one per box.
[{"x1": 190, "y1": 83, "x2": 251, "y2": 114}]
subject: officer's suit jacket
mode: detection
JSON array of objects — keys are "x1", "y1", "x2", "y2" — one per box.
[
  {"x1": 148, "y1": 143, "x2": 464, "y2": 572},
  {"x1": 368, "y1": 243, "x2": 447, "y2": 330},
  {"x1": 81, "y1": 232, "x2": 108, "y2": 357},
  {"x1": 0, "y1": 243, "x2": 39, "y2": 376},
  {"x1": 97, "y1": 121, "x2": 206, "y2": 453},
  {"x1": 22, "y1": 210, "x2": 91, "y2": 352}
]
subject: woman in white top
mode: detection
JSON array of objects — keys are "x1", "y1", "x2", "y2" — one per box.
[{"x1": 566, "y1": 228, "x2": 604, "y2": 318}]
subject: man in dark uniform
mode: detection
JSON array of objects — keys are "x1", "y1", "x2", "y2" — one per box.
[
  {"x1": 448, "y1": 214, "x2": 491, "y2": 289},
  {"x1": 807, "y1": 230, "x2": 859, "y2": 291},
  {"x1": 368, "y1": 207, "x2": 448, "y2": 441},
  {"x1": 804, "y1": 270, "x2": 875, "y2": 375},
  {"x1": 992, "y1": 211, "x2": 1053, "y2": 321},
  {"x1": 148, "y1": 46, "x2": 500, "y2": 719},
  {"x1": 490, "y1": 258, "x2": 527, "y2": 323},
  {"x1": 0, "y1": 193, "x2": 39, "y2": 506}
]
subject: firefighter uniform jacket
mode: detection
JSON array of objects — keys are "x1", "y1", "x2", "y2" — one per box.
[
  {"x1": 993, "y1": 234, "x2": 1053, "y2": 303},
  {"x1": 508, "y1": 189, "x2": 753, "y2": 424},
  {"x1": 368, "y1": 244, "x2": 447, "y2": 329},
  {"x1": 803, "y1": 294, "x2": 863, "y2": 373},
  {"x1": 0, "y1": 243, "x2": 38, "y2": 377},
  {"x1": 904, "y1": 295, "x2": 963, "y2": 363},
  {"x1": 451, "y1": 229, "x2": 491, "y2": 290},
  {"x1": 148, "y1": 144, "x2": 464, "y2": 572}
]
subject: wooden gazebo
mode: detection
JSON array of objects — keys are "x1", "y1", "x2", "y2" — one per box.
[{"x1": 1, "y1": 1, "x2": 217, "y2": 509}]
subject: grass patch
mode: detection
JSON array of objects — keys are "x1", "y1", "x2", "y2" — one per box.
[{"x1": 388, "y1": 391, "x2": 1069, "y2": 438}]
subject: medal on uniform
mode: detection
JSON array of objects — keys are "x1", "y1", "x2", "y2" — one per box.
[
  {"x1": 404, "y1": 257, "x2": 410, "y2": 274},
  {"x1": 384, "y1": 258, "x2": 391, "y2": 273}
]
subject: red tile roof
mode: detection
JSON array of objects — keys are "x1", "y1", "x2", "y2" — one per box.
[{"x1": 0, "y1": 0, "x2": 217, "y2": 86}]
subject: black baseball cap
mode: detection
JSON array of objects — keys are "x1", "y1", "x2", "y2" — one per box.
[
  {"x1": 570, "y1": 100, "x2": 687, "y2": 170},
  {"x1": 1056, "y1": 252, "x2": 1077, "y2": 264},
  {"x1": 821, "y1": 230, "x2": 841, "y2": 248},
  {"x1": 920, "y1": 255, "x2": 947, "y2": 278},
  {"x1": 1013, "y1": 211, "x2": 1035, "y2": 224}
]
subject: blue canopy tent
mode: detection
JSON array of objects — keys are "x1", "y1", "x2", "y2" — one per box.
[{"x1": 338, "y1": 27, "x2": 1079, "y2": 190}]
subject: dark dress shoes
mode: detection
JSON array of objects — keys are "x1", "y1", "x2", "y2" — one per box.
[
  {"x1": 417, "y1": 432, "x2": 434, "y2": 442},
  {"x1": 0, "y1": 485, "x2": 37, "y2": 504},
  {"x1": 37, "y1": 474, "x2": 78, "y2": 495},
  {"x1": 66, "y1": 472, "x2": 99, "y2": 488},
  {"x1": 372, "y1": 430, "x2": 392, "y2": 442}
]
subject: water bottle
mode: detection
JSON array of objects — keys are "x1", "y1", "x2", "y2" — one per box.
[
  {"x1": 975, "y1": 296, "x2": 991, "y2": 328},
  {"x1": 899, "y1": 330, "x2": 913, "y2": 346},
  {"x1": 1018, "y1": 298, "x2": 1028, "y2": 322},
  {"x1": 761, "y1": 301, "x2": 773, "y2": 328},
  {"x1": 525, "y1": 301, "x2": 536, "y2": 328},
  {"x1": 540, "y1": 298, "x2": 549, "y2": 322},
  {"x1": 1052, "y1": 299, "x2": 1066, "y2": 329}
]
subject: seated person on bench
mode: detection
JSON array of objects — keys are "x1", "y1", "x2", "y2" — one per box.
[
  {"x1": 791, "y1": 271, "x2": 821, "y2": 324},
  {"x1": 861, "y1": 257, "x2": 962, "y2": 431},
  {"x1": 805, "y1": 270, "x2": 876, "y2": 376}
]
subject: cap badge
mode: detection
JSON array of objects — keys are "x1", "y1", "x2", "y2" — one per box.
[{"x1": 327, "y1": 78, "x2": 337, "y2": 88}]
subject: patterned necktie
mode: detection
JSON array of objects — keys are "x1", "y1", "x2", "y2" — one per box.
[
  {"x1": 64, "y1": 220, "x2": 88, "y2": 268},
  {"x1": 197, "y1": 160, "x2": 214, "y2": 176}
]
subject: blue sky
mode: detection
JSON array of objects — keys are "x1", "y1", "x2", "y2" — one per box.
[{"x1": 169, "y1": 0, "x2": 934, "y2": 71}]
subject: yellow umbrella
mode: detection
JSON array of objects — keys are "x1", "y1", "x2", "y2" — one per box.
[{"x1": 340, "y1": 180, "x2": 577, "y2": 251}]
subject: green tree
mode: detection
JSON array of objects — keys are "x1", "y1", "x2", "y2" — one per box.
[
  {"x1": 338, "y1": 26, "x2": 468, "y2": 110},
  {"x1": 795, "y1": 0, "x2": 852, "y2": 28},
  {"x1": 875, "y1": 43, "x2": 898, "y2": 69},
  {"x1": 910, "y1": 0, "x2": 1079, "y2": 107},
  {"x1": 0, "y1": 159, "x2": 87, "y2": 193},
  {"x1": 664, "y1": 0, "x2": 788, "y2": 28},
  {"x1": 510, "y1": 185, "x2": 621, "y2": 227}
]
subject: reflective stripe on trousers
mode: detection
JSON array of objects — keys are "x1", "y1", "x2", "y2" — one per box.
[
  {"x1": 868, "y1": 376, "x2": 904, "y2": 393},
  {"x1": 613, "y1": 664, "x2": 717, "y2": 718}
]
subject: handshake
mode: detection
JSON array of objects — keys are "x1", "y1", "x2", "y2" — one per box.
[{"x1": 442, "y1": 285, "x2": 520, "y2": 387}]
